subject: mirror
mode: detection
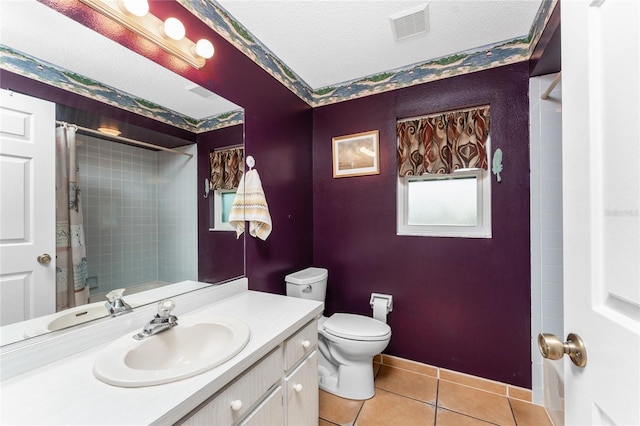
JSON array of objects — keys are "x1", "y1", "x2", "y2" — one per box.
[{"x1": 0, "y1": 1, "x2": 245, "y2": 346}]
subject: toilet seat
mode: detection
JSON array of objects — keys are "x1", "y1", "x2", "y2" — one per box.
[{"x1": 323, "y1": 313, "x2": 391, "y2": 341}]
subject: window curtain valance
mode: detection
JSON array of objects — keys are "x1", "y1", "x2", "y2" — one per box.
[
  {"x1": 210, "y1": 147, "x2": 244, "y2": 190},
  {"x1": 397, "y1": 106, "x2": 490, "y2": 176}
]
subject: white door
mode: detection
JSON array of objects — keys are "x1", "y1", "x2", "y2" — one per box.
[
  {"x1": 562, "y1": 0, "x2": 640, "y2": 424},
  {"x1": 0, "y1": 90, "x2": 56, "y2": 326}
]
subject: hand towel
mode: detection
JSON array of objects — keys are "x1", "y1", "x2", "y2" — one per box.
[{"x1": 228, "y1": 169, "x2": 272, "y2": 240}]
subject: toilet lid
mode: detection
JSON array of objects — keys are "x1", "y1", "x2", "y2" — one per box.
[{"x1": 323, "y1": 313, "x2": 391, "y2": 341}]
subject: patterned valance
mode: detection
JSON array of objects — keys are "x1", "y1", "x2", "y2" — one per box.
[
  {"x1": 397, "y1": 106, "x2": 490, "y2": 176},
  {"x1": 210, "y1": 147, "x2": 244, "y2": 190}
]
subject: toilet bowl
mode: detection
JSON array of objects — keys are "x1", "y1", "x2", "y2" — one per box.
[{"x1": 285, "y1": 268, "x2": 391, "y2": 400}]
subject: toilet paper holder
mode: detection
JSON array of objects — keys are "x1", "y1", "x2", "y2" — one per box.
[{"x1": 369, "y1": 293, "x2": 393, "y2": 313}]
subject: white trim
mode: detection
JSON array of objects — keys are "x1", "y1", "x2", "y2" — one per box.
[
  {"x1": 396, "y1": 137, "x2": 492, "y2": 238},
  {"x1": 211, "y1": 188, "x2": 236, "y2": 231}
]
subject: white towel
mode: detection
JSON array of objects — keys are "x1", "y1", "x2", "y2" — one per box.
[{"x1": 228, "y1": 169, "x2": 272, "y2": 240}]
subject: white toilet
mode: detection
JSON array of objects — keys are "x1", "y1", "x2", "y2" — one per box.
[{"x1": 285, "y1": 267, "x2": 391, "y2": 400}]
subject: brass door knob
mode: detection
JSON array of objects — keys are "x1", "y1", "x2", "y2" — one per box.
[
  {"x1": 538, "y1": 332, "x2": 587, "y2": 367},
  {"x1": 37, "y1": 254, "x2": 52, "y2": 265}
]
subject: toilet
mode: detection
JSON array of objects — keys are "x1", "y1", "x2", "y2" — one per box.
[{"x1": 285, "y1": 267, "x2": 391, "y2": 400}]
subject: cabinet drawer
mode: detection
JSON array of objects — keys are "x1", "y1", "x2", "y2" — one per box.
[
  {"x1": 182, "y1": 347, "x2": 283, "y2": 426},
  {"x1": 284, "y1": 320, "x2": 317, "y2": 371}
]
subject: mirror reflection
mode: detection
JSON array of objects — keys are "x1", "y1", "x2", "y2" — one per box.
[{"x1": 0, "y1": 1, "x2": 245, "y2": 346}]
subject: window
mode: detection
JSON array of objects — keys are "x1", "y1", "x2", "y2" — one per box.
[
  {"x1": 208, "y1": 146, "x2": 243, "y2": 231},
  {"x1": 396, "y1": 105, "x2": 492, "y2": 238},
  {"x1": 212, "y1": 188, "x2": 236, "y2": 231},
  {"x1": 397, "y1": 168, "x2": 491, "y2": 238}
]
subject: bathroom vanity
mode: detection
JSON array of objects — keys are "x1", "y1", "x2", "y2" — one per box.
[{"x1": 0, "y1": 278, "x2": 323, "y2": 425}]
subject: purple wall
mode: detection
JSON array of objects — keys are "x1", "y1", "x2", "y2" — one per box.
[
  {"x1": 197, "y1": 125, "x2": 245, "y2": 283},
  {"x1": 312, "y1": 63, "x2": 532, "y2": 387}
]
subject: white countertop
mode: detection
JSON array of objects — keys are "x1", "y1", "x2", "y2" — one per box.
[{"x1": 0, "y1": 288, "x2": 323, "y2": 425}]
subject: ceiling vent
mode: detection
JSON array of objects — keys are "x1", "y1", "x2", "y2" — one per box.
[
  {"x1": 389, "y1": 4, "x2": 429, "y2": 41},
  {"x1": 185, "y1": 83, "x2": 216, "y2": 99}
]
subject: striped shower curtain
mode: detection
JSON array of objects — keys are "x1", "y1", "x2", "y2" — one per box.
[{"x1": 55, "y1": 125, "x2": 89, "y2": 310}]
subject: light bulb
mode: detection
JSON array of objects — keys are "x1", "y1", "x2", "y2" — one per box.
[
  {"x1": 194, "y1": 39, "x2": 214, "y2": 59},
  {"x1": 97, "y1": 127, "x2": 121, "y2": 136},
  {"x1": 119, "y1": 0, "x2": 149, "y2": 17},
  {"x1": 161, "y1": 17, "x2": 185, "y2": 41}
]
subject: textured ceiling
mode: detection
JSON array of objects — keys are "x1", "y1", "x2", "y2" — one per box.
[{"x1": 216, "y1": 0, "x2": 543, "y2": 90}]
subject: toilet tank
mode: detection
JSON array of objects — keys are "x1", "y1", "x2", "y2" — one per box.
[{"x1": 285, "y1": 267, "x2": 328, "y2": 302}]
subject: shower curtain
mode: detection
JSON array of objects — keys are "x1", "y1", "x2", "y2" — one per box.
[{"x1": 55, "y1": 125, "x2": 89, "y2": 310}]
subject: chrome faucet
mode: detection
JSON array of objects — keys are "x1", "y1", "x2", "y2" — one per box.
[
  {"x1": 104, "y1": 288, "x2": 133, "y2": 316},
  {"x1": 133, "y1": 300, "x2": 178, "y2": 340}
]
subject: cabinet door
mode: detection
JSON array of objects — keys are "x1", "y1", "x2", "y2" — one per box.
[
  {"x1": 285, "y1": 351, "x2": 318, "y2": 426},
  {"x1": 240, "y1": 386, "x2": 284, "y2": 426}
]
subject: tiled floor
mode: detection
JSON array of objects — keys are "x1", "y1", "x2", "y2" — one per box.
[{"x1": 319, "y1": 359, "x2": 552, "y2": 426}]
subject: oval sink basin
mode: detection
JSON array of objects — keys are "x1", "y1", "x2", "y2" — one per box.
[
  {"x1": 23, "y1": 300, "x2": 143, "y2": 338},
  {"x1": 93, "y1": 315, "x2": 250, "y2": 387}
]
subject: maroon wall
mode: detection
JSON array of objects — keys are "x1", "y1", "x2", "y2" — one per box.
[{"x1": 312, "y1": 63, "x2": 531, "y2": 387}]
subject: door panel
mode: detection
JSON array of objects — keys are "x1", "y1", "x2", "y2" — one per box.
[
  {"x1": 0, "y1": 91, "x2": 56, "y2": 325},
  {"x1": 561, "y1": 0, "x2": 640, "y2": 424}
]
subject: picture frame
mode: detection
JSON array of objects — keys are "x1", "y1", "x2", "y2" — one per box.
[{"x1": 332, "y1": 130, "x2": 380, "y2": 178}]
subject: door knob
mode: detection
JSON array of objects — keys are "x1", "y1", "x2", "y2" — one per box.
[
  {"x1": 37, "y1": 254, "x2": 52, "y2": 265},
  {"x1": 538, "y1": 332, "x2": 587, "y2": 367}
]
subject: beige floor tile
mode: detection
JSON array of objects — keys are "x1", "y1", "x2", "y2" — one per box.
[
  {"x1": 436, "y1": 408, "x2": 497, "y2": 425},
  {"x1": 437, "y1": 381, "x2": 515, "y2": 426},
  {"x1": 374, "y1": 365, "x2": 438, "y2": 404},
  {"x1": 510, "y1": 399, "x2": 552, "y2": 426},
  {"x1": 319, "y1": 390, "x2": 364, "y2": 426},
  {"x1": 354, "y1": 389, "x2": 435, "y2": 426},
  {"x1": 320, "y1": 419, "x2": 339, "y2": 426}
]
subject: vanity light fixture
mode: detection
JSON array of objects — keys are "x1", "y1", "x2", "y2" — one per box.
[
  {"x1": 97, "y1": 127, "x2": 122, "y2": 136},
  {"x1": 79, "y1": 0, "x2": 214, "y2": 69}
]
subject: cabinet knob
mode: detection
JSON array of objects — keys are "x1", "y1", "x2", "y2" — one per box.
[
  {"x1": 230, "y1": 400, "x2": 243, "y2": 411},
  {"x1": 293, "y1": 384, "x2": 303, "y2": 393},
  {"x1": 301, "y1": 340, "x2": 311, "y2": 349}
]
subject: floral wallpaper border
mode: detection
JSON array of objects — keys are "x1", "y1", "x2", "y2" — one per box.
[
  {"x1": 180, "y1": 0, "x2": 558, "y2": 107},
  {"x1": 0, "y1": 46, "x2": 244, "y2": 133}
]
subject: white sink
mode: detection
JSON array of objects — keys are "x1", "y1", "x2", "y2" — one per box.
[{"x1": 93, "y1": 315, "x2": 250, "y2": 387}]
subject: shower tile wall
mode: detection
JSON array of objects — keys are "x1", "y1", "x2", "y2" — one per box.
[
  {"x1": 529, "y1": 73, "x2": 563, "y2": 406},
  {"x1": 157, "y1": 144, "x2": 198, "y2": 284},
  {"x1": 77, "y1": 135, "x2": 197, "y2": 296}
]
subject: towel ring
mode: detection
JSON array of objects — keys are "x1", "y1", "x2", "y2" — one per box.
[{"x1": 246, "y1": 155, "x2": 255, "y2": 171}]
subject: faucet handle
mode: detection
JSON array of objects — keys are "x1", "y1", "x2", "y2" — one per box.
[
  {"x1": 157, "y1": 300, "x2": 175, "y2": 318},
  {"x1": 106, "y1": 288, "x2": 126, "y2": 302}
]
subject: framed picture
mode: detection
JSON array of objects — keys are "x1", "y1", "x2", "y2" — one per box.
[{"x1": 332, "y1": 130, "x2": 380, "y2": 178}]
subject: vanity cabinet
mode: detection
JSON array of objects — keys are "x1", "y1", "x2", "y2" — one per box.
[{"x1": 179, "y1": 319, "x2": 318, "y2": 426}]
